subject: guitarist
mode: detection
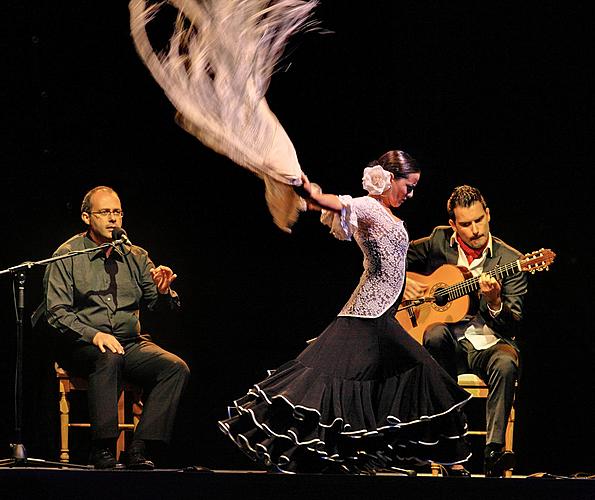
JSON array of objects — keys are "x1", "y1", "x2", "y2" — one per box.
[{"x1": 405, "y1": 185, "x2": 527, "y2": 477}]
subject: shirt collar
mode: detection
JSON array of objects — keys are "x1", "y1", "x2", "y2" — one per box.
[
  {"x1": 449, "y1": 231, "x2": 494, "y2": 258},
  {"x1": 84, "y1": 232, "x2": 123, "y2": 261}
]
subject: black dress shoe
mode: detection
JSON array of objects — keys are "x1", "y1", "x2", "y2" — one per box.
[
  {"x1": 182, "y1": 465, "x2": 214, "y2": 473},
  {"x1": 485, "y1": 450, "x2": 515, "y2": 477},
  {"x1": 124, "y1": 450, "x2": 155, "y2": 470},
  {"x1": 444, "y1": 465, "x2": 471, "y2": 477},
  {"x1": 90, "y1": 448, "x2": 117, "y2": 469}
]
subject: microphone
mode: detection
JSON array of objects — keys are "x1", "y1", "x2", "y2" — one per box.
[
  {"x1": 415, "y1": 296, "x2": 436, "y2": 305},
  {"x1": 396, "y1": 296, "x2": 435, "y2": 312},
  {"x1": 111, "y1": 227, "x2": 132, "y2": 246}
]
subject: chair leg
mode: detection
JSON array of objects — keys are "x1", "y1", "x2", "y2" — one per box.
[
  {"x1": 116, "y1": 391, "x2": 126, "y2": 460},
  {"x1": 56, "y1": 375, "x2": 144, "y2": 464},
  {"x1": 132, "y1": 395, "x2": 143, "y2": 430},
  {"x1": 59, "y1": 387, "x2": 70, "y2": 463},
  {"x1": 503, "y1": 405, "x2": 516, "y2": 477}
]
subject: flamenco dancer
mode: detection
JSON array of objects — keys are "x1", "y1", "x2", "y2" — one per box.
[
  {"x1": 129, "y1": 0, "x2": 471, "y2": 474},
  {"x1": 219, "y1": 152, "x2": 472, "y2": 473}
]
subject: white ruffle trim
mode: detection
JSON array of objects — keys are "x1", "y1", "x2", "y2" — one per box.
[
  {"x1": 320, "y1": 195, "x2": 357, "y2": 241},
  {"x1": 219, "y1": 383, "x2": 473, "y2": 473}
]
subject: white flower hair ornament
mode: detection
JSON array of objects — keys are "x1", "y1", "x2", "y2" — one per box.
[{"x1": 362, "y1": 165, "x2": 393, "y2": 195}]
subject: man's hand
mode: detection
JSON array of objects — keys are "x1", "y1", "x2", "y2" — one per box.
[
  {"x1": 403, "y1": 278, "x2": 429, "y2": 301},
  {"x1": 150, "y1": 265, "x2": 177, "y2": 294},
  {"x1": 93, "y1": 332, "x2": 124, "y2": 354},
  {"x1": 479, "y1": 273, "x2": 502, "y2": 309}
]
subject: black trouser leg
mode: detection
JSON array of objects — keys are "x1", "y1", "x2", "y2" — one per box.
[
  {"x1": 65, "y1": 343, "x2": 124, "y2": 441},
  {"x1": 464, "y1": 339, "x2": 519, "y2": 446},
  {"x1": 422, "y1": 323, "x2": 461, "y2": 380},
  {"x1": 123, "y1": 340, "x2": 190, "y2": 444}
]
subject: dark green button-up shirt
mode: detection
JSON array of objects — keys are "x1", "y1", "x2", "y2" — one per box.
[{"x1": 43, "y1": 232, "x2": 180, "y2": 344}]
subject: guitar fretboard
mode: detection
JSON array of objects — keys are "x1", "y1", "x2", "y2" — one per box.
[{"x1": 434, "y1": 260, "x2": 521, "y2": 302}]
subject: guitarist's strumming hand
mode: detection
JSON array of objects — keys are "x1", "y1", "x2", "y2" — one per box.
[
  {"x1": 404, "y1": 278, "x2": 429, "y2": 301},
  {"x1": 479, "y1": 273, "x2": 502, "y2": 312}
]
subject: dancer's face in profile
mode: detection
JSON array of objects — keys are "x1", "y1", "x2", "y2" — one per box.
[{"x1": 385, "y1": 172, "x2": 420, "y2": 208}]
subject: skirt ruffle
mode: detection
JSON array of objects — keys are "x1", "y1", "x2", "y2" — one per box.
[{"x1": 219, "y1": 311, "x2": 472, "y2": 473}]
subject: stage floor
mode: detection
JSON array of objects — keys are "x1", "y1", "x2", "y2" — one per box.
[{"x1": 1, "y1": 467, "x2": 593, "y2": 500}]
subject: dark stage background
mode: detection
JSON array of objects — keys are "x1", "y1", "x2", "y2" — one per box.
[{"x1": 1, "y1": 1, "x2": 592, "y2": 476}]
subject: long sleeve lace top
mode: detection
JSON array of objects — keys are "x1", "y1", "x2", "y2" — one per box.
[{"x1": 321, "y1": 195, "x2": 409, "y2": 318}]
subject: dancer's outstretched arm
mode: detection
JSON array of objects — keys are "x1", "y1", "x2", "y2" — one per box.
[{"x1": 297, "y1": 174, "x2": 343, "y2": 212}]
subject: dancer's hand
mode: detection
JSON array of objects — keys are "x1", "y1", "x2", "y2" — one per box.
[
  {"x1": 298, "y1": 174, "x2": 323, "y2": 210},
  {"x1": 298, "y1": 173, "x2": 342, "y2": 212},
  {"x1": 300, "y1": 173, "x2": 313, "y2": 196}
]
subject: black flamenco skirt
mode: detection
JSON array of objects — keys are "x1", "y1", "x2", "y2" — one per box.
[{"x1": 218, "y1": 306, "x2": 472, "y2": 473}]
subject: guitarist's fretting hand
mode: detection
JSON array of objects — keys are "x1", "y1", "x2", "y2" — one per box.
[
  {"x1": 479, "y1": 273, "x2": 502, "y2": 311},
  {"x1": 404, "y1": 278, "x2": 429, "y2": 301}
]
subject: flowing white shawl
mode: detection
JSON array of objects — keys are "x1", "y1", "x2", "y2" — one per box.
[{"x1": 129, "y1": 0, "x2": 318, "y2": 231}]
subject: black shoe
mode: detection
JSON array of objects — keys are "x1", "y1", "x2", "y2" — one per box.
[
  {"x1": 444, "y1": 465, "x2": 471, "y2": 477},
  {"x1": 124, "y1": 450, "x2": 155, "y2": 470},
  {"x1": 90, "y1": 448, "x2": 117, "y2": 469},
  {"x1": 485, "y1": 450, "x2": 515, "y2": 477},
  {"x1": 182, "y1": 465, "x2": 214, "y2": 473}
]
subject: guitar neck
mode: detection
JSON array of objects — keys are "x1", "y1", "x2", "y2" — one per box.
[{"x1": 437, "y1": 260, "x2": 521, "y2": 302}]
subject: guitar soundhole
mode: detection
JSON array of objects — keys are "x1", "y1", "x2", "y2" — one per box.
[{"x1": 431, "y1": 284, "x2": 450, "y2": 310}]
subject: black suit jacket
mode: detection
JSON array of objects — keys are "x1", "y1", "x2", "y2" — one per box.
[{"x1": 406, "y1": 226, "x2": 528, "y2": 349}]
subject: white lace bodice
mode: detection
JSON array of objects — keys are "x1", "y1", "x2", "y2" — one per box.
[{"x1": 321, "y1": 195, "x2": 409, "y2": 318}]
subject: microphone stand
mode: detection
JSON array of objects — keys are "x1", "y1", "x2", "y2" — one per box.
[{"x1": 0, "y1": 239, "x2": 126, "y2": 468}]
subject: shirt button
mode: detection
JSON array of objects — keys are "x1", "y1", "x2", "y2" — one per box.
[{"x1": 107, "y1": 297, "x2": 111, "y2": 301}]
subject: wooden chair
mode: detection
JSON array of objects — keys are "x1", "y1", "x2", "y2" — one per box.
[
  {"x1": 431, "y1": 373, "x2": 516, "y2": 477},
  {"x1": 55, "y1": 364, "x2": 143, "y2": 463}
]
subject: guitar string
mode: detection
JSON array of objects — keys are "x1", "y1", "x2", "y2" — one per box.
[
  {"x1": 433, "y1": 261, "x2": 520, "y2": 300},
  {"x1": 403, "y1": 262, "x2": 518, "y2": 307}
]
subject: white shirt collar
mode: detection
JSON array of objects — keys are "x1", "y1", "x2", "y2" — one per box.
[{"x1": 449, "y1": 231, "x2": 494, "y2": 258}]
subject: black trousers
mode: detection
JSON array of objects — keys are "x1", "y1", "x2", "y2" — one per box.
[
  {"x1": 423, "y1": 324, "x2": 519, "y2": 447},
  {"x1": 59, "y1": 337, "x2": 190, "y2": 443}
]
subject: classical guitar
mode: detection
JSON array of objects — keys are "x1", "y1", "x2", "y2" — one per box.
[{"x1": 396, "y1": 248, "x2": 556, "y2": 344}]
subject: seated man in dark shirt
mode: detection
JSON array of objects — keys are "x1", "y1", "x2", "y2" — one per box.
[{"x1": 38, "y1": 185, "x2": 190, "y2": 469}]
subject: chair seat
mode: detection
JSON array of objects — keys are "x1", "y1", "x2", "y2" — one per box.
[
  {"x1": 56, "y1": 365, "x2": 142, "y2": 392},
  {"x1": 457, "y1": 373, "x2": 489, "y2": 398},
  {"x1": 457, "y1": 373, "x2": 486, "y2": 386}
]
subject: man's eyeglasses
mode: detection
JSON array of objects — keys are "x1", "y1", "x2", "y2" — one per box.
[{"x1": 89, "y1": 209, "x2": 124, "y2": 218}]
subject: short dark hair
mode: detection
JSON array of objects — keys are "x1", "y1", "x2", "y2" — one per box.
[
  {"x1": 447, "y1": 185, "x2": 487, "y2": 221},
  {"x1": 369, "y1": 150, "x2": 420, "y2": 179},
  {"x1": 81, "y1": 186, "x2": 118, "y2": 214}
]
